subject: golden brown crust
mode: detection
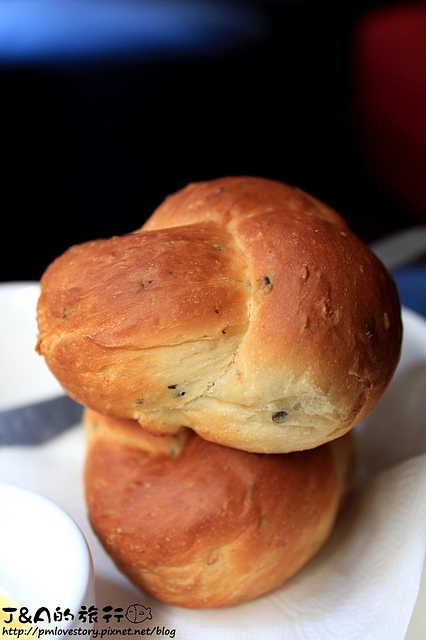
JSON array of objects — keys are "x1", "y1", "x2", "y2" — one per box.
[
  {"x1": 36, "y1": 177, "x2": 402, "y2": 453},
  {"x1": 83, "y1": 408, "x2": 355, "y2": 608}
]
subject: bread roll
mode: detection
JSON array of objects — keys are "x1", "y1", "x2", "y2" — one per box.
[
  {"x1": 36, "y1": 177, "x2": 402, "y2": 453},
  {"x1": 83, "y1": 408, "x2": 355, "y2": 608}
]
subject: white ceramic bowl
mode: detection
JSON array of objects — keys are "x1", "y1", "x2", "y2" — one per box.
[{"x1": 0, "y1": 482, "x2": 95, "y2": 635}]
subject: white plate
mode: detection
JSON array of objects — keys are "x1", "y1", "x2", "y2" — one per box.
[
  {"x1": 0, "y1": 281, "x2": 425, "y2": 640},
  {"x1": 0, "y1": 281, "x2": 63, "y2": 410}
]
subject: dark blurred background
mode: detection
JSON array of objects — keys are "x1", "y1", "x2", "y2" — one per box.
[{"x1": 1, "y1": 0, "x2": 425, "y2": 282}]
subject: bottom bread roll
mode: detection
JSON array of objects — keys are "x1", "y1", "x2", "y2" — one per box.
[{"x1": 83, "y1": 409, "x2": 355, "y2": 609}]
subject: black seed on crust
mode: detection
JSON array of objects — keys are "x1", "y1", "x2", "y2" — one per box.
[{"x1": 272, "y1": 411, "x2": 288, "y2": 423}]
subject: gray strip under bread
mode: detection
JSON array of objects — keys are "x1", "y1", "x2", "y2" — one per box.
[{"x1": 0, "y1": 395, "x2": 83, "y2": 445}]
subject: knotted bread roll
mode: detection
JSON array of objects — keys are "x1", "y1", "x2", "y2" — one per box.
[
  {"x1": 83, "y1": 408, "x2": 355, "y2": 608},
  {"x1": 36, "y1": 177, "x2": 402, "y2": 453}
]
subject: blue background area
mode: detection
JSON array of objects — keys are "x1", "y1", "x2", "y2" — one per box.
[{"x1": 393, "y1": 265, "x2": 426, "y2": 319}]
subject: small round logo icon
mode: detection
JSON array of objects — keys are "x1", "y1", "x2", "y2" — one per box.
[{"x1": 125, "y1": 604, "x2": 152, "y2": 624}]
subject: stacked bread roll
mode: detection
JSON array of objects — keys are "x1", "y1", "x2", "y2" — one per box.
[{"x1": 36, "y1": 176, "x2": 402, "y2": 608}]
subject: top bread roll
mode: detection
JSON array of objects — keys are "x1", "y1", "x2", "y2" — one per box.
[{"x1": 36, "y1": 176, "x2": 402, "y2": 453}]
